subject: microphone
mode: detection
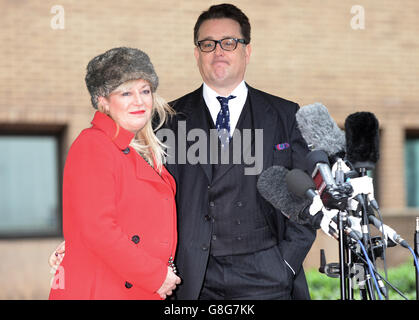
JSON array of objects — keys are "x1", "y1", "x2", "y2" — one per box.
[
  {"x1": 306, "y1": 150, "x2": 336, "y2": 189},
  {"x1": 257, "y1": 166, "x2": 332, "y2": 234},
  {"x1": 286, "y1": 168, "x2": 364, "y2": 241},
  {"x1": 305, "y1": 150, "x2": 353, "y2": 210},
  {"x1": 344, "y1": 111, "x2": 381, "y2": 244},
  {"x1": 296, "y1": 102, "x2": 346, "y2": 162},
  {"x1": 306, "y1": 150, "x2": 337, "y2": 207},
  {"x1": 286, "y1": 168, "x2": 343, "y2": 239},
  {"x1": 257, "y1": 166, "x2": 312, "y2": 225},
  {"x1": 286, "y1": 167, "x2": 318, "y2": 200},
  {"x1": 344, "y1": 111, "x2": 380, "y2": 171}
]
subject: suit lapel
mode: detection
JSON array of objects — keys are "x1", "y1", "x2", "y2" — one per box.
[
  {"x1": 247, "y1": 85, "x2": 276, "y2": 172},
  {"x1": 177, "y1": 86, "x2": 213, "y2": 182}
]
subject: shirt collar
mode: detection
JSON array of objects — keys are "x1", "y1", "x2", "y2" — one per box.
[
  {"x1": 202, "y1": 81, "x2": 248, "y2": 132},
  {"x1": 91, "y1": 111, "x2": 134, "y2": 150},
  {"x1": 202, "y1": 80, "x2": 247, "y2": 102}
]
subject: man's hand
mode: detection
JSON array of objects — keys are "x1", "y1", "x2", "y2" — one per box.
[
  {"x1": 49, "y1": 240, "x2": 65, "y2": 268},
  {"x1": 156, "y1": 267, "x2": 181, "y2": 299}
]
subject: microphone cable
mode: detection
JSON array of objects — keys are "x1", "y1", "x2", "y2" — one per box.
[
  {"x1": 372, "y1": 205, "x2": 390, "y2": 299},
  {"x1": 357, "y1": 240, "x2": 384, "y2": 300},
  {"x1": 349, "y1": 243, "x2": 408, "y2": 300},
  {"x1": 407, "y1": 245, "x2": 419, "y2": 280},
  {"x1": 355, "y1": 195, "x2": 381, "y2": 297}
]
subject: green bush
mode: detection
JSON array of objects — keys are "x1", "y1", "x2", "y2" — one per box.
[{"x1": 306, "y1": 260, "x2": 417, "y2": 300}]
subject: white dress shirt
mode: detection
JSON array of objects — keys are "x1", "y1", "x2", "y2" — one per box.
[{"x1": 202, "y1": 81, "x2": 248, "y2": 134}]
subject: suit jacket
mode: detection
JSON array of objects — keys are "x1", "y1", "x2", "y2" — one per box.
[
  {"x1": 49, "y1": 111, "x2": 177, "y2": 300},
  {"x1": 164, "y1": 84, "x2": 316, "y2": 299}
]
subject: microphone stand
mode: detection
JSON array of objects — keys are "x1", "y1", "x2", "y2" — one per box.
[
  {"x1": 347, "y1": 244, "x2": 354, "y2": 300},
  {"x1": 337, "y1": 210, "x2": 348, "y2": 300},
  {"x1": 354, "y1": 164, "x2": 378, "y2": 300},
  {"x1": 333, "y1": 160, "x2": 352, "y2": 300},
  {"x1": 358, "y1": 193, "x2": 377, "y2": 300}
]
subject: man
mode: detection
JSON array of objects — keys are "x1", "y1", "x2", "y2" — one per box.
[
  {"x1": 49, "y1": 3, "x2": 316, "y2": 300},
  {"x1": 164, "y1": 4, "x2": 316, "y2": 299}
]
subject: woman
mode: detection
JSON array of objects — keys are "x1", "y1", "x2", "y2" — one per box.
[{"x1": 49, "y1": 47, "x2": 180, "y2": 300}]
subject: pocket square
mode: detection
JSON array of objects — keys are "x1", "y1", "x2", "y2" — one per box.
[{"x1": 274, "y1": 143, "x2": 290, "y2": 151}]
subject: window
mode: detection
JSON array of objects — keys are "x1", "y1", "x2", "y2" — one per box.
[
  {"x1": 405, "y1": 131, "x2": 419, "y2": 207},
  {"x1": 0, "y1": 127, "x2": 64, "y2": 237}
]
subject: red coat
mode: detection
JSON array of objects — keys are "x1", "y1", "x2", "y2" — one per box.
[{"x1": 49, "y1": 111, "x2": 177, "y2": 300}]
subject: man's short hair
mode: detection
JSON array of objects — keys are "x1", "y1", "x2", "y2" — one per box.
[{"x1": 193, "y1": 3, "x2": 251, "y2": 45}]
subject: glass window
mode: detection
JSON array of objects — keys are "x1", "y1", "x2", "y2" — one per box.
[
  {"x1": 405, "y1": 135, "x2": 419, "y2": 207},
  {"x1": 0, "y1": 134, "x2": 61, "y2": 237}
]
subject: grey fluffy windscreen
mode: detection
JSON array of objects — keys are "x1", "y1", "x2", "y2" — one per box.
[
  {"x1": 257, "y1": 166, "x2": 311, "y2": 224},
  {"x1": 296, "y1": 102, "x2": 346, "y2": 157}
]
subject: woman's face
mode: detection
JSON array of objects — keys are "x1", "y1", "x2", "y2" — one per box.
[{"x1": 102, "y1": 79, "x2": 153, "y2": 134}]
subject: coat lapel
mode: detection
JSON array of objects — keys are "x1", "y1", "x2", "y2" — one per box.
[
  {"x1": 133, "y1": 153, "x2": 166, "y2": 185},
  {"x1": 175, "y1": 86, "x2": 213, "y2": 182},
  {"x1": 247, "y1": 85, "x2": 276, "y2": 172}
]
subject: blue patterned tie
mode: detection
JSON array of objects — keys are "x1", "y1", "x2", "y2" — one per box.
[{"x1": 216, "y1": 95, "x2": 236, "y2": 147}]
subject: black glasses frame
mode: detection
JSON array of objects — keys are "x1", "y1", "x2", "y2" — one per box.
[{"x1": 196, "y1": 38, "x2": 247, "y2": 52}]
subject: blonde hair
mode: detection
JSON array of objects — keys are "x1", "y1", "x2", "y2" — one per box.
[{"x1": 98, "y1": 81, "x2": 175, "y2": 174}]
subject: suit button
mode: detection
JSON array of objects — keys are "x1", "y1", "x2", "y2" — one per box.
[
  {"x1": 237, "y1": 236, "x2": 242, "y2": 241},
  {"x1": 125, "y1": 281, "x2": 133, "y2": 289},
  {"x1": 204, "y1": 215, "x2": 211, "y2": 221},
  {"x1": 131, "y1": 235, "x2": 140, "y2": 244},
  {"x1": 122, "y1": 147, "x2": 130, "y2": 154},
  {"x1": 236, "y1": 201, "x2": 243, "y2": 207},
  {"x1": 212, "y1": 235, "x2": 217, "y2": 241},
  {"x1": 202, "y1": 245, "x2": 208, "y2": 251},
  {"x1": 209, "y1": 201, "x2": 215, "y2": 207}
]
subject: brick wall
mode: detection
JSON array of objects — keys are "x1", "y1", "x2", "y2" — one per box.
[{"x1": 0, "y1": 0, "x2": 418, "y2": 299}]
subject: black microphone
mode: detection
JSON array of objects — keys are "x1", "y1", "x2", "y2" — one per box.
[
  {"x1": 305, "y1": 150, "x2": 353, "y2": 210},
  {"x1": 345, "y1": 111, "x2": 381, "y2": 245},
  {"x1": 286, "y1": 168, "x2": 360, "y2": 240},
  {"x1": 344, "y1": 111, "x2": 380, "y2": 171},
  {"x1": 286, "y1": 167, "x2": 318, "y2": 200},
  {"x1": 284, "y1": 168, "x2": 326, "y2": 230},
  {"x1": 256, "y1": 166, "x2": 312, "y2": 225},
  {"x1": 296, "y1": 102, "x2": 346, "y2": 162},
  {"x1": 306, "y1": 150, "x2": 337, "y2": 189}
]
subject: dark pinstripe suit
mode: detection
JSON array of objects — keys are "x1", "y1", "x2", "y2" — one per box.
[{"x1": 164, "y1": 84, "x2": 316, "y2": 299}]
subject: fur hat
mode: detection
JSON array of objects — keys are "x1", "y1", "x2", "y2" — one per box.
[{"x1": 85, "y1": 47, "x2": 159, "y2": 109}]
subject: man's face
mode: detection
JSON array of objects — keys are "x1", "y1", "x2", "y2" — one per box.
[{"x1": 194, "y1": 18, "x2": 251, "y2": 94}]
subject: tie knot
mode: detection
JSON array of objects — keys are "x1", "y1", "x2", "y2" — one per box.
[{"x1": 216, "y1": 95, "x2": 236, "y2": 107}]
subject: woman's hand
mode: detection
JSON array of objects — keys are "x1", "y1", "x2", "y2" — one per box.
[
  {"x1": 156, "y1": 267, "x2": 181, "y2": 299},
  {"x1": 49, "y1": 240, "x2": 65, "y2": 268}
]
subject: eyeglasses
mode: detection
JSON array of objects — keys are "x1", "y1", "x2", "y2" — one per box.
[{"x1": 196, "y1": 38, "x2": 247, "y2": 52}]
